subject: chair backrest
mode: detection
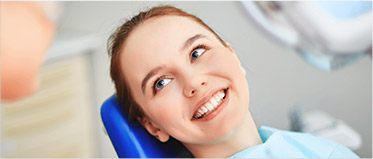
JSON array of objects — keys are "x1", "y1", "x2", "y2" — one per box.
[{"x1": 100, "y1": 95, "x2": 192, "y2": 158}]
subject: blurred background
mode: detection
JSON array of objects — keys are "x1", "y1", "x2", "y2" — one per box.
[{"x1": 0, "y1": 1, "x2": 371, "y2": 157}]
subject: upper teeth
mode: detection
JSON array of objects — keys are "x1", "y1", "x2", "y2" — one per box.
[{"x1": 193, "y1": 90, "x2": 226, "y2": 119}]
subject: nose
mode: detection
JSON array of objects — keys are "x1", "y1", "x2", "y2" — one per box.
[{"x1": 183, "y1": 79, "x2": 207, "y2": 98}]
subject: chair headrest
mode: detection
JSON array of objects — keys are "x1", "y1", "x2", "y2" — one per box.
[{"x1": 100, "y1": 95, "x2": 193, "y2": 157}]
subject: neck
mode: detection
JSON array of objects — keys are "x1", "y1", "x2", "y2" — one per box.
[{"x1": 185, "y1": 112, "x2": 262, "y2": 157}]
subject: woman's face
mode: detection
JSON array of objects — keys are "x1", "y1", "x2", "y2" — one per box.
[{"x1": 120, "y1": 16, "x2": 250, "y2": 145}]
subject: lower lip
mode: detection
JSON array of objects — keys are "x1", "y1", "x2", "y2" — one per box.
[{"x1": 192, "y1": 88, "x2": 230, "y2": 122}]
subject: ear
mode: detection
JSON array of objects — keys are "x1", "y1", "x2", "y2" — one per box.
[{"x1": 138, "y1": 117, "x2": 170, "y2": 142}]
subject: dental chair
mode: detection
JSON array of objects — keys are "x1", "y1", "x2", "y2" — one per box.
[{"x1": 100, "y1": 95, "x2": 193, "y2": 158}]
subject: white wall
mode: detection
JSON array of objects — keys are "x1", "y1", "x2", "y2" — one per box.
[{"x1": 58, "y1": 1, "x2": 372, "y2": 157}]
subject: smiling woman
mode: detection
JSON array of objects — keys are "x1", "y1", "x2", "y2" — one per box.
[{"x1": 107, "y1": 5, "x2": 359, "y2": 158}]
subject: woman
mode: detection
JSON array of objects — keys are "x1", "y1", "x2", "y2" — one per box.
[{"x1": 108, "y1": 5, "x2": 358, "y2": 158}]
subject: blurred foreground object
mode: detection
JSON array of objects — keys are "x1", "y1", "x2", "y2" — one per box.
[
  {"x1": 1, "y1": 30, "x2": 100, "y2": 157},
  {"x1": 242, "y1": 1, "x2": 372, "y2": 71},
  {"x1": 1, "y1": 56, "x2": 96, "y2": 157},
  {"x1": 0, "y1": 2, "x2": 61, "y2": 101}
]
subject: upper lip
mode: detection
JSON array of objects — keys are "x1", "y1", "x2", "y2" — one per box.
[{"x1": 191, "y1": 86, "x2": 227, "y2": 119}]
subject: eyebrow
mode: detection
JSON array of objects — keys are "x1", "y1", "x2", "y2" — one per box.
[
  {"x1": 180, "y1": 34, "x2": 207, "y2": 51},
  {"x1": 141, "y1": 34, "x2": 207, "y2": 95},
  {"x1": 141, "y1": 66, "x2": 164, "y2": 95}
]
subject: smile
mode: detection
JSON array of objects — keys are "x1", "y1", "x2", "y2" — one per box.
[{"x1": 192, "y1": 88, "x2": 229, "y2": 120}]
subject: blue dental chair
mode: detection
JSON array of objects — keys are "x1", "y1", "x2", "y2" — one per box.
[{"x1": 100, "y1": 95, "x2": 193, "y2": 158}]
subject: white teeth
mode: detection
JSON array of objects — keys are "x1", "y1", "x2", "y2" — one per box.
[
  {"x1": 211, "y1": 98, "x2": 218, "y2": 106},
  {"x1": 218, "y1": 92, "x2": 225, "y2": 98},
  {"x1": 201, "y1": 107, "x2": 208, "y2": 113},
  {"x1": 198, "y1": 108, "x2": 203, "y2": 114},
  {"x1": 197, "y1": 112, "x2": 203, "y2": 118},
  {"x1": 214, "y1": 96, "x2": 221, "y2": 102},
  {"x1": 196, "y1": 112, "x2": 201, "y2": 116},
  {"x1": 193, "y1": 90, "x2": 226, "y2": 119},
  {"x1": 206, "y1": 103, "x2": 214, "y2": 110}
]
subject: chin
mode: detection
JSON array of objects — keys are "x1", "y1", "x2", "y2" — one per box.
[{"x1": 213, "y1": 112, "x2": 246, "y2": 140}]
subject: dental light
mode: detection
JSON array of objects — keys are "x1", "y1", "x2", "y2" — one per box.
[{"x1": 241, "y1": 1, "x2": 372, "y2": 71}]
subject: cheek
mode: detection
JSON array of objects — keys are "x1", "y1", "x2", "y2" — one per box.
[
  {"x1": 207, "y1": 50, "x2": 245, "y2": 79},
  {"x1": 146, "y1": 87, "x2": 202, "y2": 141},
  {"x1": 146, "y1": 87, "x2": 187, "y2": 128},
  {"x1": 207, "y1": 50, "x2": 250, "y2": 104}
]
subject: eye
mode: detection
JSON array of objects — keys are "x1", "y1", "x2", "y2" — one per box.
[
  {"x1": 190, "y1": 44, "x2": 207, "y2": 61},
  {"x1": 153, "y1": 77, "x2": 172, "y2": 93}
]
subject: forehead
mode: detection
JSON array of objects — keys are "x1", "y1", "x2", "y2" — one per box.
[
  {"x1": 123, "y1": 15, "x2": 216, "y2": 56},
  {"x1": 120, "y1": 16, "x2": 217, "y2": 79}
]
